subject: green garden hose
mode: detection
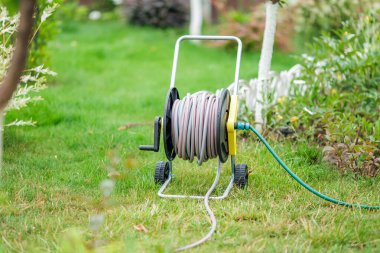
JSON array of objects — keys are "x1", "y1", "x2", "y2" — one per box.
[{"x1": 236, "y1": 122, "x2": 380, "y2": 210}]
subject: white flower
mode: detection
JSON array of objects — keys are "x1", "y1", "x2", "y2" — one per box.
[
  {"x1": 303, "y1": 107, "x2": 316, "y2": 115},
  {"x1": 100, "y1": 179, "x2": 115, "y2": 197},
  {"x1": 293, "y1": 79, "x2": 306, "y2": 85},
  {"x1": 89, "y1": 214, "x2": 104, "y2": 232},
  {"x1": 301, "y1": 54, "x2": 314, "y2": 62},
  {"x1": 40, "y1": 4, "x2": 58, "y2": 23},
  {"x1": 315, "y1": 60, "x2": 327, "y2": 68},
  {"x1": 89, "y1": 11, "x2": 102, "y2": 21},
  {"x1": 5, "y1": 119, "x2": 36, "y2": 127},
  {"x1": 31, "y1": 65, "x2": 57, "y2": 76}
]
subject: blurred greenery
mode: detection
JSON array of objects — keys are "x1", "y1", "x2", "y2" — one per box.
[
  {"x1": 1, "y1": 19, "x2": 379, "y2": 252},
  {"x1": 1, "y1": 0, "x2": 379, "y2": 251},
  {"x1": 0, "y1": 0, "x2": 19, "y2": 14},
  {"x1": 296, "y1": 0, "x2": 380, "y2": 42},
  {"x1": 269, "y1": 12, "x2": 380, "y2": 176},
  {"x1": 29, "y1": 1, "x2": 61, "y2": 67}
]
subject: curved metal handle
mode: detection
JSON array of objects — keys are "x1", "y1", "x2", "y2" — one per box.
[{"x1": 169, "y1": 35, "x2": 242, "y2": 95}]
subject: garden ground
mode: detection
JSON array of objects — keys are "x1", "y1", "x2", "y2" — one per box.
[{"x1": 1, "y1": 21, "x2": 379, "y2": 252}]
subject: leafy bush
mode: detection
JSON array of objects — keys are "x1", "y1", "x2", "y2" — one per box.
[
  {"x1": 57, "y1": 0, "x2": 121, "y2": 23},
  {"x1": 296, "y1": 0, "x2": 380, "y2": 42},
  {"x1": 125, "y1": 0, "x2": 189, "y2": 28},
  {"x1": 0, "y1": 1, "x2": 18, "y2": 14},
  {"x1": 0, "y1": 6, "x2": 56, "y2": 127},
  {"x1": 270, "y1": 13, "x2": 380, "y2": 176},
  {"x1": 219, "y1": 3, "x2": 295, "y2": 51},
  {"x1": 29, "y1": 1, "x2": 60, "y2": 66},
  {"x1": 91, "y1": 0, "x2": 118, "y2": 12},
  {"x1": 0, "y1": 1, "x2": 60, "y2": 66},
  {"x1": 56, "y1": 1, "x2": 89, "y2": 22}
]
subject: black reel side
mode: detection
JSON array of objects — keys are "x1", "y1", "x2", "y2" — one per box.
[{"x1": 163, "y1": 87, "x2": 180, "y2": 161}]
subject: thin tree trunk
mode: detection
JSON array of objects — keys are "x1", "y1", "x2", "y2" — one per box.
[
  {"x1": 0, "y1": 112, "x2": 3, "y2": 170},
  {"x1": 202, "y1": 0, "x2": 212, "y2": 24},
  {"x1": 255, "y1": 1, "x2": 279, "y2": 132},
  {"x1": 210, "y1": 0, "x2": 219, "y2": 23},
  {"x1": 189, "y1": 0, "x2": 203, "y2": 40},
  {"x1": 0, "y1": 0, "x2": 36, "y2": 169}
]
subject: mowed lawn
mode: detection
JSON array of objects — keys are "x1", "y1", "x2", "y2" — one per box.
[{"x1": 1, "y1": 20, "x2": 379, "y2": 253}]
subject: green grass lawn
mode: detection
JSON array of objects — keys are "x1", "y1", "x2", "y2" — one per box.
[{"x1": 1, "y1": 21, "x2": 379, "y2": 253}]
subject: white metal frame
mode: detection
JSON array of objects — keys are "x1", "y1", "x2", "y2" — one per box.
[{"x1": 170, "y1": 35, "x2": 242, "y2": 95}]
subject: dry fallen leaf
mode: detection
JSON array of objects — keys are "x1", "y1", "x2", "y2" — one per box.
[
  {"x1": 118, "y1": 122, "x2": 148, "y2": 131},
  {"x1": 150, "y1": 204, "x2": 158, "y2": 216},
  {"x1": 108, "y1": 171, "x2": 122, "y2": 179},
  {"x1": 133, "y1": 224, "x2": 148, "y2": 234},
  {"x1": 125, "y1": 156, "x2": 138, "y2": 169}
]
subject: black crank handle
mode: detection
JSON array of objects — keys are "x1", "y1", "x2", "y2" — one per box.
[{"x1": 139, "y1": 116, "x2": 161, "y2": 152}]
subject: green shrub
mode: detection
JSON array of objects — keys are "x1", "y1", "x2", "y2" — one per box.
[
  {"x1": 0, "y1": 5, "x2": 57, "y2": 127},
  {"x1": 90, "y1": 0, "x2": 117, "y2": 12},
  {"x1": 0, "y1": 0, "x2": 60, "y2": 66},
  {"x1": 126, "y1": 0, "x2": 189, "y2": 29},
  {"x1": 297, "y1": 0, "x2": 380, "y2": 42},
  {"x1": 29, "y1": 1, "x2": 61, "y2": 66},
  {"x1": 56, "y1": 1, "x2": 89, "y2": 22},
  {"x1": 271, "y1": 12, "x2": 380, "y2": 176}
]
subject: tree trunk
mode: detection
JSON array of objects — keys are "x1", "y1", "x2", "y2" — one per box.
[
  {"x1": 189, "y1": 0, "x2": 203, "y2": 39},
  {"x1": 0, "y1": 112, "x2": 3, "y2": 170},
  {"x1": 255, "y1": 1, "x2": 279, "y2": 132},
  {"x1": 202, "y1": 0, "x2": 212, "y2": 24},
  {"x1": 210, "y1": 0, "x2": 219, "y2": 23}
]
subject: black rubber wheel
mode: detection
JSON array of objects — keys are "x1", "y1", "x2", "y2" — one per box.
[
  {"x1": 234, "y1": 164, "x2": 248, "y2": 188},
  {"x1": 154, "y1": 161, "x2": 170, "y2": 184}
]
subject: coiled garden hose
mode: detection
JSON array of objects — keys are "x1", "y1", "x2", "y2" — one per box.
[
  {"x1": 236, "y1": 122, "x2": 380, "y2": 210},
  {"x1": 171, "y1": 91, "x2": 221, "y2": 165}
]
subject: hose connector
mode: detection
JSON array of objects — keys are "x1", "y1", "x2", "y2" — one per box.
[{"x1": 235, "y1": 122, "x2": 250, "y2": 130}]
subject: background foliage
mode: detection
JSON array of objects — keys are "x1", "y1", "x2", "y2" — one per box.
[
  {"x1": 125, "y1": 0, "x2": 189, "y2": 28},
  {"x1": 0, "y1": 0, "x2": 379, "y2": 252},
  {"x1": 269, "y1": 12, "x2": 380, "y2": 176},
  {"x1": 296, "y1": 0, "x2": 380, "y2": 42}
]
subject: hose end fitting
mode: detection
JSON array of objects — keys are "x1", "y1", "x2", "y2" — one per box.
[{"x1": 235, "y1": 122, "x2": 250, "y2": 130}]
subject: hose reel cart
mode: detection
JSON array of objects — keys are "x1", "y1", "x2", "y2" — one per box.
[
  {"x1": 138, "y1": 35, "x2": 380, "y2": 252},
  {"x1": 139, "y1": 35, "x2": 246, "y2": 251},
  {"x1": 139, "y1": 35, "x2": 247, "y2": 196}
]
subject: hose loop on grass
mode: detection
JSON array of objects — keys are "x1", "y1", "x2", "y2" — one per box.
[{"x1": 170, "y1": 90, "x2": 226, "y2": 251}]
